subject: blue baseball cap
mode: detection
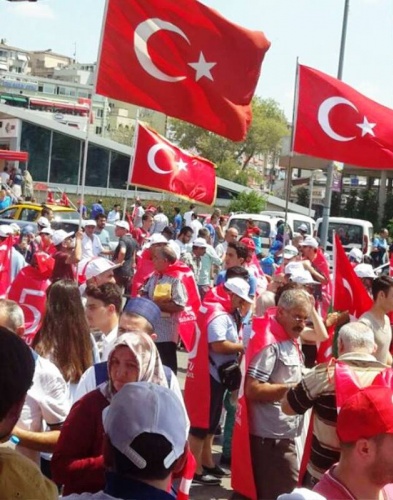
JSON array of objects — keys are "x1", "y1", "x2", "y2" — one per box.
[{"x1": 123, "y1": 298, "x2": 161, "y2": 332}]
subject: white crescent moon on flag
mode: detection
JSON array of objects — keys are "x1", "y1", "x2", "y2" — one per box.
[
  {"x1": 147, "y1": 144, "x2": 173, "y2": 175},
  {"x1": 342, "y1": 278, "x2": 353, "y2": 303},
  {"x1": 134, "y1": 18, "x2": 190, "y2": 82},
  {"x1": 317, "y1": 97, "x2": 358, "y2": 142}
]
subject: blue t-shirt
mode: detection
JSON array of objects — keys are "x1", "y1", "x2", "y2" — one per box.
[
  {"x1": 91, "y1": 203, "x2": 104, "y2": 218},
  {"x1": 173, "y1": 214, "x2": 182, "y2": 235}
]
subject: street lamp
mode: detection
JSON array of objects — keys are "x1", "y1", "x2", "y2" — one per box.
[{"x1": 309, "y1": 169, "x2": 323, "y2": 217}]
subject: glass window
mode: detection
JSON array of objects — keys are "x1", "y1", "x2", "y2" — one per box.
[
  {"x1": 50, "y1": 132, "x2": 81, "y2": 184},
  {"x1": 20, "y1": 208, "x2": 38, "y2": 222},
  {"x1": 43, "y1": 83, "x2": 56, "y2": 94},
  {"x1": 0, "y1": 207, "x2": 17, "y2": 219},
  {"x1": 82, "y1": 144, "x2": 109, "y2": 188},
  {"x1": 109, "y1": 152, "x2": 130, "y2": 189},
  {"x1": 20, "y1": 122, "x2": 51, "y2": 182}
]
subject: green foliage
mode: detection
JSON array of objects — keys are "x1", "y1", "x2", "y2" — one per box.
[
  {"x1": 383, "y1": 192, "x2": 393, "y2": 229},
  {"x1": 169, "y1": 96, "x2": 288, "y2": 184},
  {"x1": 228, "y1": 190, "x2": 266, "y2": 214},
  {"x1": 330, "y1": 192, "x2": 341, "y2": 216},
  {"x1": 296, "y1": 187, "x2": 309, "y2": 208},
  {"x1": 357, "y1": 189, "x2": 379, "y2": 228}
]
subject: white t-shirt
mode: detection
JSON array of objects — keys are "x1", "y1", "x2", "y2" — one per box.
[
  {"x1": 81, "y1": 234, "x2": 103, "y2": 259},
  {"x1": 17, "y1": 355, "x2": 70, "y2": 464},
  {"x1": 107, "y1": 210, "x2": 120, "y2": 224},
  {"x1": 152, "y1": 213, "x2": 169, "y2": 234},
  {"x1": 190, "y1": 219, "x2": 203, "y2": 241},
  {"x1": 183, "y1": 210, "x2": 194, "y2": 227},
  {"x1": 0, "y1": 171, "x2": 10, "y2": 185},
  {"x1": 215, "y1": 241, "x2": 228, "y2": 259}
]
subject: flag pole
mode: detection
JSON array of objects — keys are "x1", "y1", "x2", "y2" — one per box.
[
  {"x1": 79, "y1": 0, "x2": 109, "y2": 228},
  {"x1": 122, "y1": 109, "x2": 140, "y2": 220},
  {"x1": 320, "y1": 0, "x2": 350, "y2": 249},
  {"x1": 284, "y1": 57, "x2": 300, "y2": 238}
]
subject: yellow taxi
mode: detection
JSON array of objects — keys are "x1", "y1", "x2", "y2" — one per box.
[{"x1": 0, "y1": 202, "x2": 78, "y2": 222}]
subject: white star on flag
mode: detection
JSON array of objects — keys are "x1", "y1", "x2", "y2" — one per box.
[
  {"x1": 176, "y1": 158, "x2": 188, "y2": 171},
  {"x1": 356, "y1": 117, "x2": 376, "y2": 137},
  {"x1": 188, "y1": 52, "x2": 216, "y2": 81}
]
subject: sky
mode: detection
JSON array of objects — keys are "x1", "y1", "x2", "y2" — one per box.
[{"x1": 1, "y1": 0, "x2": 392, "y2": 120}]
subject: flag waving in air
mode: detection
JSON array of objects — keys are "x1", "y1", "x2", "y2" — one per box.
[
  {"x1": 96, "y1": 0, "x2": 270, "y2": 141},
  {"x1": 333, "y1": 234, "x2": 373, "y2": 317},
  {"x1": 294, "y1": 64, "x2": 393, "y2": 168},
  {"x1": 131, "y1": 123, "x2": 217, "y2": 206}
]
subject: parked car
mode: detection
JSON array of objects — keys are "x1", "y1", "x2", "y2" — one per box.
[
  {"x1": 0, "y1": 202, "x2": 78, "y2": 223},
  {"x1": 259, "y1": 211, "x2": 315, "y2": 236},
  {"x1": 226, "y1": 213, "x2": 280, "y2": 251}
]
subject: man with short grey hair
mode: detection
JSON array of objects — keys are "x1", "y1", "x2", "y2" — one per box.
[
  {"x1": 245, "y1": 287, "x2": 312, "y2": 499},
  {"x1": 282, "y1": 320, "x2": 388, "y2": 488},
  {"x1": 215, "y1": 227, "x2": 239, "y2": 260}
]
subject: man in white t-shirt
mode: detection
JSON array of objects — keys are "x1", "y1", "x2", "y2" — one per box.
[
  {"x1": 359, "y1": 275, "x2": 393, "y2": 365},
  {"x1": 107, "y1": 204, "x2": 121, "y2": 224},
  {"x1": 0, "y1": 166, "x2": 10, "y2": 186},
  {"x1": 133, "y1": 200, "x2": 145, "y2": 228},
  {"x1": 85, "y1": 283, "x2": 121, "y2": 361},
  {"x1": 152, "y1": 205, "x2": 169, "y2": 234},
  {"x1": 82, "y1": 220, "x2": 111, "y2": 259},
  {"x1": 190, "y1": 212, "x2": 203, "y2": 242},
  {"x1": 0, "y1": 299, "x2": 70, "y2": 465},
  {"x1": 215, "y1": 227, "x2": 239, "y2": 259},
  {"x1": 183, "y1": 203, "x2": 196, "y2": 227}
]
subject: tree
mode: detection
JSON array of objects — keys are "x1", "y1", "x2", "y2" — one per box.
[
  {"x1": 169, "y1": 97, "x2": 288, "y2": 181},
  {"x1": 228, "y1": 190, "x2": 266, "y2": 214},
  {"x1": 296, "y1": 187, "x2": 309, "y2": 208}
]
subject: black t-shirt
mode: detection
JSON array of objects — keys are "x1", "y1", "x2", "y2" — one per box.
[{"x1": 113, "y1": 235, "x2": 137, "y2": 278}]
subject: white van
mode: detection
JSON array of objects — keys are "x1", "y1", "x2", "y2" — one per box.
[
  {"x1": 314, "y1": 217, "x2": 374, "y2": 258},
  {"x1": 259, "y1": 211, "x2": 315, "y2": 236},
  {"x1": 226, "y1": 213, "x2": 280, "y2": 252}
]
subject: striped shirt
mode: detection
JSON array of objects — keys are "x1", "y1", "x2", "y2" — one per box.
[{"x1": 286, "y1": 352, "x2": 387, "y2": 480}]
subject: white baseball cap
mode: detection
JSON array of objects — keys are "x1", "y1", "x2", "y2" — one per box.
[
  {"x1": 40, "y1": 227, "x2": 54, "y2": 236},
  {"x1": 284, "y1": 261, "x2": 304, "y2": 276},
  {"x1": 290, "y1": 269, "x2": 319, "y2": 285},
  {"x1": 78, "y1": 257, "x2": 121, "y2": 281},
  {"x1": 103, "y1": 382, "x2": 187, "y2": 469},
  {"x1": 115, "y1": 220, "x2": 130, "y2": 231},
  {"x1": 224, "y1": 277, "x2": 253, "y2": 303},
  {"x1": 354, "y1": 263, "x2": 376, "y2": 279},
  {"x1": 37, "y1": 216, "x2": 50, "y2": 228},
  {"x1": 348, "y1": 248, "x2": 363, "y2": 263},
  {"x1": 9, "y1": 223, "x2": 20, "y2": 234},
  {"x1": 52, "y1": 229, "x2": 74, "y2": 246},
  {"x1": 0, "y1": 225, "x2": 12, "y2": 237},
  {"x1": 83, "y1": 219, "x2": 97, "y2": 227},
  {"x1": 300, "y1": 236, "x2": 319, "y2": 249},
  {"x1": 298, "y1": 223, "x2": 309, "y2": 233},
  {"x1": 145, "y1": 234, "x2": 168, "y2": 247},
  {"x1": 283, "y1": 245, "x2": 299, "y2": 259},
  {"x1": 192, "y1": 237, "x2": 208, "y2": 248}
]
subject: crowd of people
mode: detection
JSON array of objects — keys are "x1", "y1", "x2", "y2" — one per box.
[{"x1": 2, "y1": 196, "x2": 393, "y2": 500}]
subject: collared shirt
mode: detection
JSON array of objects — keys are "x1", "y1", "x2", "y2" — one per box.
[
  {"x1": 247, "y1": 339, "x2": 304, "y2": 439},
  {"x1": 215, "y1": 241, "x2": 228, "y2": 260},
  {"x1": 208, "y1": 313, "x2": 239, "y2": 382},
  {"x1": 142, "y1": 274, "x2": 187, "y2": 343},
  {"x1": 82, "y1": 234, "x2": 103, "y2": 259},
  {"x1": 181, "y1": 251, "x2": 202, "y2": 282},
  {"x1": 199, "y1": 245, "x2": 221, "y2": 285},
  {"x1": 100, "y1": 326, "x2": 118, "y2": 362},
  {"x1": 107, "y1": 210, "x2": 120, "y2": 224}
]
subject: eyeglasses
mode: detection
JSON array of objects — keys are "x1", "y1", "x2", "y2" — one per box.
[{"x1": 287, "y1": 313, "x2": 308, "y2": 323}]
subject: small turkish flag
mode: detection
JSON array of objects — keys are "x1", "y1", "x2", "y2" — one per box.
[
  {"x1": 294, "y1": 65, "x2": 393, "y2": 168},
  {"x1": 333, "y1": 234, "x2": 372, "y2": 317},
  {"x1": 131, "y1": 123, "x2": 217, "y2": 206},
  {"x1": 96, "y1": 0, "x2": 270, "y2": 141}
]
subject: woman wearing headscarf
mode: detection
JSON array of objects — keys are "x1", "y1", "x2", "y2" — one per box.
[{"x1": 51, "y1": 332, "x2": 167, "y2": 495}]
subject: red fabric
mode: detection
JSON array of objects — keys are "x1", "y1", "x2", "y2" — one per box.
[
  {"x1": 51, "y1": 389, "x2": 108, "y2": 495},
  {"x1": 0, "y1": 149, "x2": 28, "y2": 162},
  {"x1": 131, "y1": 124, "x2": 217, "y2": 206},
  {"x1": 96, "y1": 0, "x2": 270, "y2": 141},
  {"x1": 60, "y1": 192, "x2": 71, "y2": 207},
  {"x1": 316, "y1": 324, "x2": 336, "y2": 364},
  {"x1": 164, "y1": 261, "x2": 201, "y2": 351},
  {"x1": 8, "y1": 265, "x2": 51, "y2": 345},
  {"x1": 184, "y1": 285, "x2": 232, "y2": 428},
  {"x1": 333, "y1": 234, "x2": 373, "y2": 317},
  {"x1": 0, "y1": 235, "x2": 12, "y2": 298},
  {"x1": 132, "y1": 226, "x2": 150, "y2": 246},
  {"x1": 231, "y1": 308, "x2": 289, "y2": 500},
  {"x1": 175, "y1": 450, "x2": 196, "y2": 500},
  {"x1": 131, "y1": 248, "x2": 155, "y2": 297},
  {"x1": 294, "y1": 64, "x2": 393, "y2": 168},
  {"x1": 46, "y1": 191, "x2": 55, "y2": 204}
]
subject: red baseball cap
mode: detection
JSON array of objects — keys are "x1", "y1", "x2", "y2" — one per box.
[
  {"x1": 240, "y1": 237, "x2": 256, "y2": 251},
  {"x1": 337, "y1": 386, "x2": 393, "y2": 443}
]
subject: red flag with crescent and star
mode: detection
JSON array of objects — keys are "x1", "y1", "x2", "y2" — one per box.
[
  {"x1": 130, "y1": 123, "x2": 217, "y2": 206},
  {"x1": 96, "y1": 0, "x2": 270, "y2": 142},
  {"x1": 294, "y1": 64, "x2": 393, "y2": 168}
]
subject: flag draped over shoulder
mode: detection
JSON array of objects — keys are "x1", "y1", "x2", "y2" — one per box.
[
  {"x1": 333, "y1": 234, "x2": 373, "y2": 317},
  {"x1": 232, "y1": 308, "x2": 289, "y2": 500},
  {"x1": 294, "y1": 64, "x2": 393, "y2": 168},
  {"x1": 131, "y1": 123, "x2": 217, "y2": 206},
  {"x1": 96, "y1": 0, "x2": 270, "y2": 141}
]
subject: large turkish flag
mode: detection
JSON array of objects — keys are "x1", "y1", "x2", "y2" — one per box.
[
  {"x1": 294, "y1": 65, "x2": 393, "y2": 168},
  {"x1": 96, "y1": 0, "x2": 270, "y2": 141},
  {"x1": 131, "y1": 123, "x2": 217, "y2": 206}
]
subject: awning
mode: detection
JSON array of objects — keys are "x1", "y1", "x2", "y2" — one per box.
[
  {"x1": 17, "y1": 54, "x2": 28, "y2": 62},
  {"x1": 0, "y1": 94, "x2": 28, "y2": 103},
  {"x1": 0, "y1": 64, "x2": 8, "y2": 71},
  {"x1": 0, "y1": 150, "x2": 29, "y2": 162},
  {"x1": 30, "y1": 98, "x2": 88, "y2": 112}
]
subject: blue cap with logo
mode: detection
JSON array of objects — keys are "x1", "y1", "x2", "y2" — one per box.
[{"x1": 123, "y1": 297, "x2": 161, "y2": 332}]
